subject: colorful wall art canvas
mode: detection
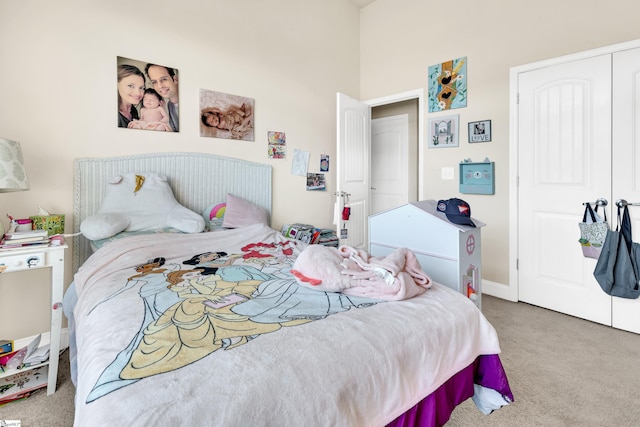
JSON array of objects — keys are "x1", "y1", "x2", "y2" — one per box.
[{"x1": 428, "y1": 57, "x2": 467, "y2": 112}]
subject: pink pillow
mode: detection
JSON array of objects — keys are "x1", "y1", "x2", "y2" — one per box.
[{"x1": 222, "y1": 194, "x2": 269, "y2": 228}]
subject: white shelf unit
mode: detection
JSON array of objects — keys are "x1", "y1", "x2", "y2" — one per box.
[{"x1": 0, "y1": 244, "x2": 67, "y2": 395}]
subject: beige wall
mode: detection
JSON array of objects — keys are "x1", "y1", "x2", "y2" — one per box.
[
  {"x1": 4, "y1": 0, "x2": 640, "y2": 340},
  {"x1": 0, "y1": 0, "x2": 360, "y2": 339},
  {"x1": 359, "y1": 0, "x2": 640, "y2": 287}
]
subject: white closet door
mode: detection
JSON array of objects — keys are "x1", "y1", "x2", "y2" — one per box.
[
  {"x1": 517, "y1": 54, "x2": 613, "y2": 325},
  {"x1": 612, "y1": 47, "x2": 640, "y2": 333}
]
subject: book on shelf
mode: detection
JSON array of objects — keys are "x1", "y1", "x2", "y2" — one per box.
[
  {"x1": 0, "y1": 340, "x2": 13, "y2": 355},
  {"x1": 0, "y1": 365, "x2": 48, "y2": 405},
  {"x1": 0, "y1": 390, "x2": 33, "y2": 407},
  {"x1": 0, "y1": 240, "x2": 50, "y2": 251},
  {"x1": 2, "y1": 235, "x2": 48, "y2": 244},
  {"x1": 0, "y1": 351, "x2": 17, "y2": 367},
  {"x1": 0, "y1": 231, "x2": 50, "y2": 249},
  {"x1": 4, "y1": 229, "x2": 48, "y2": 239},
  {"x1": 23, "y1": 344, "x2": 50, "y2": 366}
]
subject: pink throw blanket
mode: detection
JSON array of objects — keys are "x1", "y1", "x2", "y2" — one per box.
[{"x1": 291, "y1": 245, "x2": 432, "y2": 300}]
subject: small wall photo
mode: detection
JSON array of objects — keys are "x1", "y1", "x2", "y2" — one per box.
[{"x1": 306, "y1": 173, "x2": 326, "y2": 191}]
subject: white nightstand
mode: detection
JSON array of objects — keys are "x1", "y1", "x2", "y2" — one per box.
[{"x1": 0, "y1": 244, "x2": 67, "y2": 395}]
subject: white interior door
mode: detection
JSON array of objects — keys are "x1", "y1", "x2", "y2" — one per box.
[
  {"x1": 611, "y1": 47, "x2": 640, "y2": 333},
  {"x1": 371, "y1": 114, "x2": 409, "y2": 215},
  {"x1": 517, "y1": 54, "x2": 613, "y2": 325},
  {"x1": 336, "y1": 92, "x2": 370, "y2": 248}
]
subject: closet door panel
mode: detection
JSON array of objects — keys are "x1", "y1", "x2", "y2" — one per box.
[
  {"x1": 612, "y1": 47, "x2": 640, "y2": 334},
  {"x1": 517, "y1": 54, "x2": 612, "y2": 324}
]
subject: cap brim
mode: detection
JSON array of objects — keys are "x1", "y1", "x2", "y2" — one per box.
[{"x1": 446, "y1": 214, "x2": 476, "y2": 227}]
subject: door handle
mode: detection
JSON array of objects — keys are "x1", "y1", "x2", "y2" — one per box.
[
  {"x1": 584, "y1": 198, "x2": 607, "y2": 207},
  {"x1": 595, "y1": 198, "x2": 608, "y2": 207},
  {"x1": 616, "y1": 199, "x2": 640, "y2": 208}
]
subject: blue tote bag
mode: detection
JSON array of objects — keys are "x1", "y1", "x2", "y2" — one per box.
[{"x1": 593, "y1": 205, "x2": 640, "y2": 299}]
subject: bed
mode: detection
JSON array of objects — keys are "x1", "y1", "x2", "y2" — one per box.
[{"x1": 64, "y1": 152, "x2": 512, "y2": 426}]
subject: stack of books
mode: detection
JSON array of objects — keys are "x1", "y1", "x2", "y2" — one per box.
[
  {"x1": 281, "y1": 223, "x2": 321, "y2": 244},
  {"x1": 316, "y1": 228, "x2": 339, "y2": 247},
  {"x1": 280, "y1": 224, "x2": 339, "y2": 247},
  {"x1": 0, "y1": 229, "x2": 49, "y2": 250}
]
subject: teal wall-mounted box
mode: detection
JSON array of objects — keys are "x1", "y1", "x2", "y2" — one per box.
[{"x1": 459, "y1": 162, "x2": 495, "y2": 195}]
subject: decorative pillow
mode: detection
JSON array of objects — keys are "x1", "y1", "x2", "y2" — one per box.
[
  {"x1": 81, "y1": 213, "x2": 130, "y2": 241},
  {"x1": 221, "y1": 193, "x2": 269, "y2": 228},
  {"x1": 203, "y1": 202, "x2": 227, "y2": 231},
  {"x1": 80, "y1": 173, "x2": 205, "y2": 240}
]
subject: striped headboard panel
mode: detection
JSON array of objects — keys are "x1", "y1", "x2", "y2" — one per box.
[{"x1": 73, "y1": 152, "x2": 272, "y2": 272}]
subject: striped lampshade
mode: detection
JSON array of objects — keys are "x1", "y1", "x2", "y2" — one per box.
[{"x1": 0, "y1": 138, "x2": 29, "y2": 192}]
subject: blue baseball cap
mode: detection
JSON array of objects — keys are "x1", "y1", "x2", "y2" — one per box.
[{"x1": 437, "y1": 198, "x2": 476, "y2": 227}]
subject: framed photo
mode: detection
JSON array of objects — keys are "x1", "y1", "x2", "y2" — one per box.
[
  {"x1": 428, "y1": 115, "x2": 459, "y2": 148},
  {"x1": 468, "y1": 120, "x2": 492, "y2": 143},
  {"x1": 199, "y1": 89, "x2": 254, "y2": 141},
  {"x1": 117, "y1": 56, "x2": 179, "y2": 132}
]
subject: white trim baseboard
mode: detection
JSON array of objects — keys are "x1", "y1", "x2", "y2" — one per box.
[
  {"x1": 13, "y1": 328, "x2": 69, "y2": 352},
  {"x1": 483, "y1": 279, "x2": 517, "y2": 302}
]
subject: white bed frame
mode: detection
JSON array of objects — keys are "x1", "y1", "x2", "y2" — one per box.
[{"x1": 73, "y1": 152, "x2": 272, "y2": 273}]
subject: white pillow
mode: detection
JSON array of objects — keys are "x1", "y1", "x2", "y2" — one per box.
[
  {"x1": 222, "y1": 194, "x2": 268, "y2": 228},
  {"x1": 80, "y1": 213, "x2": 130, "y2": 241},
  {"x1": 80, "y1": 173, "x2": 205, "y2": 240}
]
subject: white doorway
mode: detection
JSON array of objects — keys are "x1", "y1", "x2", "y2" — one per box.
[
  {"x1": 337, "y1": 89, "x2": 424, "y2": 249},
  {"x1": 371, "y1": 114, "x2": 409, "y2": 215}
]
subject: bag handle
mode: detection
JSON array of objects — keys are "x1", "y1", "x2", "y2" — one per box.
[
  {"x1": 583, "y1": 203, "x2": 598, "y2": 223},
  {"x1": 618, "y1": 205, "x2": 633, "y2": 254},
  {"x1": 594, "y1": 204, "x2": 608, "y2": 223}
]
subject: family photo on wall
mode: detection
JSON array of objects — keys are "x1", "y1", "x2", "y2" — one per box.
[{"x1": 117, "y1": 56, "x2": 180, "y2": 132}]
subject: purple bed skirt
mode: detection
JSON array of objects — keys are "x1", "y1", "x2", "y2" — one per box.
[{"x1": 387, "y1": 354, "x2": 513, "y2": 427}]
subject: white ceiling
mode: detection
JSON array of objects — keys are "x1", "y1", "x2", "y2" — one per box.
[{"x1": 348, "y1": 0, "x2": 376, "y2": 8}]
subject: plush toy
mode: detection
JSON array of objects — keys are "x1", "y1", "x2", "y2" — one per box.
[
  {"x1": 291, "y1": 245, "x2": 351, "y2": 289},
  {"x1": 290, "y1": 244, "x2": 432, "y2": 301},
  {"x1": 80, "y1": 173, "x2": 205, "y2": 240}
]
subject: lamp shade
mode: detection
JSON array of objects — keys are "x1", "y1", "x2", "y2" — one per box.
[{"x1": 0, "y1": 139, "x2": 29, "y2": 192}]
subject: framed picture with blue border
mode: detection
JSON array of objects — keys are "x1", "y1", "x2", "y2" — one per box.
[{"x1": 428, "y1": 115, "x2": 459, "y2": 148}]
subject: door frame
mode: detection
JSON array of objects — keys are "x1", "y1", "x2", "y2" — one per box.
[
  {"x1": 508, "y1": 38, "x2": 640, "y2": 303},
  {"x1": 365, "y1": 89, "x2": 425, "y2": 200}
]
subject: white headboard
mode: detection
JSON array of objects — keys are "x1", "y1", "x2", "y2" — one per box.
[{"x1": 73, "y1": 152, "x2": 272, "y2": 273}]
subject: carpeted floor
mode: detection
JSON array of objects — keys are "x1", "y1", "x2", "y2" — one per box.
[{"x1": 1, "y1": 295, "x2": 639, "y2": 426}]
